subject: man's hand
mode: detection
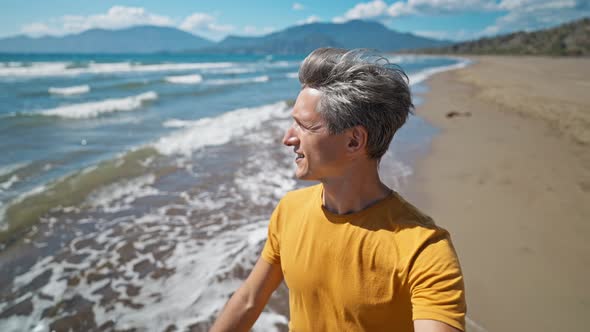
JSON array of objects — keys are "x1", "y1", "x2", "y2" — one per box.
[
  {"x1": 414, "y1": 319, "x2": 463, "y2": 332},
  {"x1": 210, "y1": 257, "x2": 284, "y2": 332}
]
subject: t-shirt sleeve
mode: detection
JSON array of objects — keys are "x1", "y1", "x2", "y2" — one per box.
[
  {"x1": 261, "y1": 202, "x2": 281, "y2": 265},
  {"x1": 408, "y1": 232, "x2": 466, "y2": 331}
]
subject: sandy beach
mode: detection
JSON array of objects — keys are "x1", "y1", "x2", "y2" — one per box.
[{"x1": 408, "y1": 56, "x2": 590, "y2": 332}]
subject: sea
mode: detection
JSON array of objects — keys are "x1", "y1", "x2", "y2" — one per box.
[{"x1": 0, "y1": 53, "x2": 468, "y2": 331}]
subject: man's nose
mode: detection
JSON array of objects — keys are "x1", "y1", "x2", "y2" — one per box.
[{"x1": 282, "y1": 125, "x2": 299, "y2": 146}]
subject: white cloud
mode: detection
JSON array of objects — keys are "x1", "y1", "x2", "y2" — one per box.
[
  {"x1": 297, "y1": 15, "x2": 321, "y2": 25},
  {"x1": 20, "y1": 6, "x2": 174, "y2": 36},
  {"x1": 243, "y1": 25, "x2": 258, "y2": 34},
  {"x1": 334, "y1": 0, "x2": 590, "y2": 37},
  {"x1": 334, "y1": 0, "x2": 389, "y2": 22},
  {"x1": 180, "y1": 13, "x2": 215, "y2": 31},
  {"x1": 497, "y1": 0, "x2": 577, "y2": 11},
  {"x1": 208, "y1": 23, "x2": 235, "y2": 33},
  {"x1": 404, "y1": 0, "x2": 497, "y2": 14},
  {"x1": 242, "y1": 25, "x2": 276, "y2": 36},
  {"x1": 21, "y1": 23, "x2": 62, "y2": 37},
  {"x1": 334, "y1": 0, "x2": 495, "y2": 22},
  {"x1": 19, "y1": 6, "x2": 235, "y2": 38},
  {"x1": 387, "y1": 2, "x2": 416, "y2": 17},
  {"x1": 483, "y1": 0, "x2": 588, "y2": 36},
  {"x1": 293, "y1": 3, "x2": 305, "y2": 10},
  {"x1": 180, "y1": 13, "x2": 234, "y2": 33}
]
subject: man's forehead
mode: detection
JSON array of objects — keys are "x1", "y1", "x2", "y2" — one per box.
[{"x1": 292, "y1": 87, "x2": 322, "y2": 120}]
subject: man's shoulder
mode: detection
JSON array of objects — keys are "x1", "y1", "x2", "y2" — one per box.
[
  {"x1": 387, "y1": 191, "x2": 451, "y2": 241},
  {"x1": 388, "y1": 191, "x2": 436, "y2": 228}
]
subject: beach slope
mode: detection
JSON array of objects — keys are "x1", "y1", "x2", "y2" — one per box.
[{"x1": 410, "y1": 56, "x2": 590, "y2": 332}]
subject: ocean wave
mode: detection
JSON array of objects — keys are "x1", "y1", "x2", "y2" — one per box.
[
  {"x1": 0, "y1": 61, "x2": 234, "y2": 78},
  {"x1": 0, "y1": 62, "x2": 22, "y2": 68},
  {"x1": 264, "y1": 60, "x2": 299, "y2": 68},
  {"x1": 206, "y1": 75, "x2": 269, "y2": 86},
  {"x1": 408, "y1": 59, "x2": 471, "y2": 86},
  {"x1": 0, "y1": 62, "x2": 71, "y2": 77},
  {"x1": 202, "y1": 67, "x2": 256, "y2": 75},
  {"x1": 164, "y1": 74, "x2": 203, "y2": 84},
  {"x1": 154, "y1": 101, "x2": 289, "y2": 156},
  {"x1": 0, "y1": 162, "x2": 29, "y2": 178},
  {"x1": 48, "y1": 84, "x2": 90, "y2": 96},
  {"x1": 86, "y1": 174, "x2": 159, "y2": 213},
  {"x1": 38, "y1": 91, "x2": 157, "y2": 119},
  {"x1": 0, "y1": 147, "x2": 157, "y2": 241},
  {"x1": 0, "y1": 175, "x2": 19, "y2": 192},
  {"x1": 162, "y1": 119, "x2": 201, "y2": 128},
  {"x1": 285, "y1": 72, "x2": 299, "y2": 79}
]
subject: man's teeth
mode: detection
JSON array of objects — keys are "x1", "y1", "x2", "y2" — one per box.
[{"x1": 297, "y1": 154, "x2": 304, "y2": 158}]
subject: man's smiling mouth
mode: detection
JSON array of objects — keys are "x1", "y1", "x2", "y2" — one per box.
[{"x1": 294, "y1": 148, "x2": 304, "y2": 161}]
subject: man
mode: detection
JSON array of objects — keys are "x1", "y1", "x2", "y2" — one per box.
[{"x1": 211, "y1": 48, "x2": 466, "y2": 332}]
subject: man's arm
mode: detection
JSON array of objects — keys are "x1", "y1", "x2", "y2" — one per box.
[
  {"x1": 414, "y1": 319, "x2": 463, "y2": 332},
  {"x1": 210, "y1": 257, "x2": 284, "y2": 332}
]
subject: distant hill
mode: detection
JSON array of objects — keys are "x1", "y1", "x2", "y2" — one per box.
[
  {"x1": 0, "y1": 26, "x2": 213, "y2": 53},
  {"x1": 411, "y1": 17, "x2": 590, "y2": 56},
  {"x1": 0, "y1": 20, "x2": 450, "y2": 55},
  {"x1": 202, "y1": 20, "x2": 451, "y2": 54}
]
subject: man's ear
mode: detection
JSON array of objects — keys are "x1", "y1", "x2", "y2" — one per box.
[{"x1": 347, "y1": 126, "x2": 368, "y2": 155}]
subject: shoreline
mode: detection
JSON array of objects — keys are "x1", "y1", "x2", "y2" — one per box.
[{"x1": 408, "y1": 56, "x2": 590, "y2": 331}]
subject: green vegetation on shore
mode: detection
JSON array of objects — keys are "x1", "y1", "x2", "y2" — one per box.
[{"x1": 411, "y1": 17, "x2": 589, "y2": 56}]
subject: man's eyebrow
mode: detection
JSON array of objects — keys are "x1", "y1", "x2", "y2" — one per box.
[
  {"x1": 291, "y1": 114, "x2": 303, "y2": 123},
  {"x1": 293, "y1": 117, "x2": 311, "y2": 127}
]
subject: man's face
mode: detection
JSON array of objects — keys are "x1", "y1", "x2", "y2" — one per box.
[{"x1": 282, "y1": 88, "x2": 350, "y2": 181}]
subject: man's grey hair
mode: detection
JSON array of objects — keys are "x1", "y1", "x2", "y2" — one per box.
[{"x1": 298, "y1": 48, "x2": 413, "y2": 160}]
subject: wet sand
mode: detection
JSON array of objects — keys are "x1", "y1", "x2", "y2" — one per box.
[{"x1": 408, "y1": 56, "x2": 590, "y2": 332}]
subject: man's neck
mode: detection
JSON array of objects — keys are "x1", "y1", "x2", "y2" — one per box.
[{"x1": 320, "y1": 163, "x2": 391, "y2": 215}]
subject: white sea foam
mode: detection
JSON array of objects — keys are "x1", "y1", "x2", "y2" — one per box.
[
  {"x1": 48, "y1": 84, "x2": 90, "y2": 95},
  {"x1": 86, "y1": 62, "x2": 233, "y2": 74},
  {"x1": 265, "y1": 60, "x2": 297, "y2": 68},
  {"x1": 0, "y1": 61, "x2": 234, "y2": 78},
  {"x1": 234, "y1": 131, "x2": 296, "y2": 206},
  {"x1": 0, "y1": 183, "x2": 48, "y2": 229},
  {"x1": 86, "y1": 174, "x2": 159, "y2": 213},
  {"x1": 0, "y1": 162, "x2": 28, "y2": 178},
  {"x1": 0, "y1": 62, "x2": 71, "y2": 77},
  {"x1": 154, "y1": 101, "x2": 290, "y2": 156},
  {"x1": 408, "y1": 59, "x2": 471, "y2": 86},
  {"x1": 202, "y1": 67, "x2": 256, "y2": 75},
  {"x1": 1, "y1": 207, "x2": 285, "y2": 331},
  {"x1": 206, "y1": 75, "x2": 269, "y2": 86},
  {"x1": 162, "y1": 119, "x2": 201, "y2": 128},
  {"x1": 286, "y1": 72, "x2": 299, "y2": 79},
  {"x1": 38, "y1": 91, "x2": 157, "y2": 119},
  {"x1": 0, "y1": 203, "x2": 6, "y2": 231},
  {"x1": 0, "y1": 175, "x2": 19, "y2": 191},
  {"x1": 164, "y1": 74, "x2": 203, "y2": 84},
  {"x1": 253, "y1": 312, "x2": 290, "y2": 331}
]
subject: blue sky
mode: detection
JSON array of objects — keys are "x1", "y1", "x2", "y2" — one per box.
[{"x1": 0, "y1": 0, "x2": 588, "y2": 41}]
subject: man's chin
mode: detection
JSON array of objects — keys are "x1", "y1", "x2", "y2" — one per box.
[
  {"x1": 295, "y1": 172, "x2": 318, "y2": 182},
  {"x1": 294, "y1": 170, "x2": 311, "y2": 181}
]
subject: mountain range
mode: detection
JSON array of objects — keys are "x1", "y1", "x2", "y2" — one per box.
[{"x1": 0, "y1": 20, "x2": 449, "y2": 54}]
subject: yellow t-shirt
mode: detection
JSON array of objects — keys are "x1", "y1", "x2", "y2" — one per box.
[{"x1": 261, "y1": 184, "x2": 466, "y2": 331}]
